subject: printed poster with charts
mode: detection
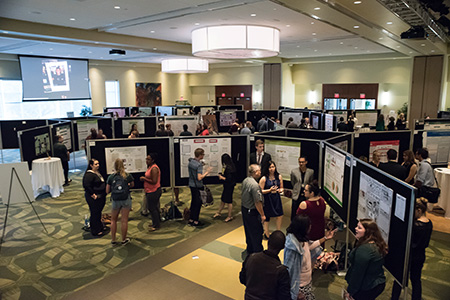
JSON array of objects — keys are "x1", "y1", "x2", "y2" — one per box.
[
  {"x1": 357, "y1": 171, "x2": 393, "y2": 243},
  {"x1": 264, "y1": 139, "x2": 301, "y2": 182},
  {"x1": 369, "y1": 140, "x2": 399, "y2": 163},
  {"x1": 324, "y1": 146, "x2": 345, "y2": 207},
  {"x1": 77, "y1": 119, "x2": 97, "y2": 149},
  {"x1": 164, "y1": 116, "x2": 199, "y2": 136},
  {"x1": 423, "y1": 131, "x2": 450, "y2": 163},
  {"x1": 56, "y1": 124, "x2": 72, "y2": 150},
  {"x1": 105, "y1": 146, "x2": 147, "y2": 174},
  {"x1": 180, "y1": 138, "x2": 231, "y2": 178},
  {"x1": 220, "y1": 111, "x2": 236, "y2": 126},
  {"x1": 122, "y1": 119, "x2": 145, "y2": 135}
]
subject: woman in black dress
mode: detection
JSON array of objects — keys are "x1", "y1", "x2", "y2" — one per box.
[
  {"x1": 82, "y1": 159, "x2": 106, "y2": 236},
  {"x1": 402, "y1": 150, "x2": 417, "y2": 185},
  {"x1": 213, "y1": 153, "x2": 236, "y2": 222}
]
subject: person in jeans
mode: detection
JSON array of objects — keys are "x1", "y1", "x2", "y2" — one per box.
[
  {"x1": 140, "y1": 153, "x2": 162, "y2": 232},
  {"x1": 188, "y1": 148, "x2": 212, "y2": 227}
]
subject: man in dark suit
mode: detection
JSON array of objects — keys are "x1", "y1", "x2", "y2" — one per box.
[
  {"x1": 378, "y1": 149, "x2": 407, "y2": 181},
  {"x1": 250, "y1": 139, "x2": 272, "y2": 176},
  {"x1": 290, "y1": 156, "x2": 314, "y2": 220},
  {"x1": 257, "y1": 115, "x2": 268, "y2": 132}
]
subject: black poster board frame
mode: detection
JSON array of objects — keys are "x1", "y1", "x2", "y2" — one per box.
[
  {"x1": 114, "y1": 117, "x2": 157, "y2": 138},
  {"x1": 19, "y1": 125, "x2": 52, "y2": 169}
]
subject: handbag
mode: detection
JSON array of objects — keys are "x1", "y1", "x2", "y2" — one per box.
[
  {"x1": 189, "y1": 163, "x2": 214, "y2": 207},
  {"x1": 419, "y1": 161, "x2": 441, "y2": 203}
]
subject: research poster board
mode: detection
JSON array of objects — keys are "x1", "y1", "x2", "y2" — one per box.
[
  {"x1": 369, "y1": 140, "x2": 400, "y2": 163},
  {"x1": 179, "y1": 138, "x2": 231, "y2": 178},
  {"x1": 282, "y1": 112, "x2": 303, "y2": 127},
  {"x1": 122, "y1": 119, "x2": 145, "y2": 135},
  {"x1": 177, "y1": 108, "x2": 190, "y2": 116},
  {"x1": 356, "y1": 111, "x2": 378, "y2": 126},
  {"x1": 77, "y1": 119, "x2": 97, "y2": 149},
  {"x1": 106, "y1": 108, "x2": 126, "y2": 118},
  {"x1": 264, "y1": 139, "x2": 301, "y2": 181},
  {"x1": 164, "y1": 115, "x2": 199, "y2": 136},
  {"x1": 324, "y1": 114, "x2": 334, "y2": 132},
  {"x1": 34, "y1": 133, "x2": 50, "y2": 156},
  {"x1": 312, "y1": 115, "x2": 320, "y2": 129},
  {"x1": 200, "y1": 107, "x2": 215, "y2": 116},
  {"x1": 104, "y1": 146, "x2": 147, "y2": 174},
  {"x1": 357, "y1": 171, "x2": 393, "y2": 243},
  {"x1": 55, "y1": 124, "x2": 72, "y2": 150},
  {"x1": 323, "y1": 147, "x2": 346, "y2": 207},
  {"x1": 334, "y1": 140, "x2": 348, "y2": 152},
  {"x1": 423, "y1": 131, "x2": 450, "y2": 163},
  {"x1": 424, "y1": 122, "x2": 450, "y2": 130},
  {"x1": 220, "y1": 111, "x2": 236, "y2": 126}
]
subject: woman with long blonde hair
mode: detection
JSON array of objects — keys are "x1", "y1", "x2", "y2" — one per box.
[{"x1": 106, "y1": 158, "x2": 134, "y2": 245}]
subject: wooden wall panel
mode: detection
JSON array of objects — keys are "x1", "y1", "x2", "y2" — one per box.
[
  {"x1": 322, "y1": 83, "x2": 379, "y2": 108},
  {"x1": 263, "y1": 63, "x2": 281, "y2": 110}
]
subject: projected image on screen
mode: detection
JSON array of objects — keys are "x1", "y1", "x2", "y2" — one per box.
[{"x1": 20, "y1": 56, "x2": 90, "y2": 101}]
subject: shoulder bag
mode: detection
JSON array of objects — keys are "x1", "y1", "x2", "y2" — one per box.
[{"x1": 419, "y1": 161, "x2": 440, "y2": 203}]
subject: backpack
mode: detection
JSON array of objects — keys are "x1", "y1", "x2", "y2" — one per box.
[{"x1": 111, "y1": 174, "x2": 129, "y2": 200}]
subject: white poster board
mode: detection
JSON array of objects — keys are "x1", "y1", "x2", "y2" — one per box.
[
  {"x1": 180, "y1": 138, "x2": 231, "y2": 178},
  {"x1": 324, "y1": 114, "x2": 334, "y2": 132},
  {"x1": 355, "y1": 111, "x2": 378, "y2": 126},
  {"x1": 220, "y1": 111, "x2": 236, "y2": 126},
  {"x1": 423, "y1": 131, "x2": 450, "y2": 163},
  {"x1": 324, "y1": 147, "x2": 346, "y2": 207},
  {"x1": 200, "y1": 107, "x2": 215, "y2": 116},
  {"x1": 77, "y1": 119, "x2": 98, "y2": 149},
  {"x1": 122, "y1": 119, "x2": 145, "y2": 135},
  {"x1": 0, "y1": 162, "x2": 34, "y2": 204},
  {"x1": 369, "y1": 140, "x2": 400, "y2": 163},
  {"x1": 55, "y1": 124, "x2": 72, "y2": 150},
  {"x1": 281, "y1": 112, "x2": 303, "y2": 127},
  {"x1": 105, "y1": 146, "x2": 147, "y2": 174},
  {"x1": 164, "y1": 116, "x2": 199, "y2": 136},
  {"x1": 333, "y1": 140, "x2": 348, "y2": 152},
  {"x1": 357, "y1": 171, "x2": 393, "y2": 243},
  {"x1": 264, "y1": 139, "x2": 301, "y2": 181}
]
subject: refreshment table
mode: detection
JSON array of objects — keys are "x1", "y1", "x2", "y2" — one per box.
[
  {"x1": 434, "y1": 168, "x2": 450, "y2": 219},
  {"x1": 31, "y1": 157, "x2": 65, "y2": 198}
]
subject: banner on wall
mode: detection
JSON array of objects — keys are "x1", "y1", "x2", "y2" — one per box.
[
  {"x1": 264, "y1": 139, "x2": 301, "y2": 181},
  {"x1": 369, "y1": 140, "x2": 400, "y2": 163},
  {"x1": 135, "y1": 83, "x2": 161, "y2": 107}
]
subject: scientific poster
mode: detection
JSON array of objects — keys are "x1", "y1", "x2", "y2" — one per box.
[
  {"x1": 55, "y1": 124, "x2": 72, "y2": 150},
  {"x1": 164, "y1": 116, "x2": 199, "y2": 136},
  {"x1": 356, "y1": 111, "x2": 378, "y2": 126},
  {"x1": 34, "y1": 133, "x2": 50, "y2": 156},
  {"x1": 281, "y1": 112, "x2": 303, "y2": 127},
  {"x1": 358, "y1": 171, "x2": 393, "y2": 243},
  {"x1": 312, "y1": 115, "x2": 319, "y2": 129},
  {"x1": 333, "y1": 140, "x2": 348, "y2": 152},
  {"x1": 122, "y1": 119, "x2": 145, "y2": 135},
  {"x1": 323, "y1": 147, "x2": 346, "y2": 207},
  {"x1": 105, "y1": 146, "x2": 147, "y2": 174},
  {"x1": 220, "y1": 111, "x2": 236, "y2": 126},
  {"x1": 423, "y1": 131, "x2": 450, "y2": 163},
  {"x1": 369, "y1": 140, "x2": 400, "y2": 163},
  {"x1": 180, "y1": 138, "x2": 231, "y2": 178},
  {"x1": 77, "y1": 119, "x2": 97, "y2": 149},
  {"x1": 264, "y1": 139, "x2": 301, "y2": 181},
  {"x1": 324, "y1": 114, "x2": 334, "y2": 132}
]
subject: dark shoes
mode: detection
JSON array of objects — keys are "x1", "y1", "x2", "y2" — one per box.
[{"x1": 188, "y1": 221, "x2": 204, "y2": 227}]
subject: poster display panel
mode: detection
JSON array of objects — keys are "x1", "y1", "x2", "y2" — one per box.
[
  {"x1": 423, "y1": 131, "x2": 450, "y2": 163},
  {"x1": 200, "y1": 107, "x2": 215, "y2": 115},
  {"x1": 34, "y1": 133, "x2": 50, "y2": 156},
  {"x1": 312, "y1": 115, "x2": 319, "y2": 129},
  {"x1": 355, "y1": 111, "x2": 378, "y2": 126},
  {"x1": 369, "y1": 140, "x2": 400, "y2": 163},
  {"x1": 104, "y1": 146, "x2": 147, "y2": 174},
  {"x1": 180, "y1": 138, "x2": 231, "y2": 178},
  {"x1": 77, "y1": 119, "x2": 98, "y2": 150},
  {"x1": 324, "y1": 147, "x2": 346, "y2": 207},
  {"x1": 281, "y1": 112, "x2": 303, "y2": 127},
  {"x1": 164, "y1": 116, "x2": 199, "y2": 136},
  {"x1": 264, "y1": 139, "x2": 301, "y2": 181},
  {"x1": 357, "y1": 171, "x2": 393, "y2": 243},
  {"x1": 220, "y1": 111, "x2": 236, "y2": 126},
  {"x1": 106, "y1": 108, "x2": 126, "y2": 118},
  {"x1": 122, "y1": 119, "x2": 145, "y2": 135},
  {"x1": 324, "y1": 114, "x2": 334, "y2": 131},
  {"x1": 333, "y1": 140, "x2": 348, "y2": 152},
  {"x1": 55, "y1": 124, "x2": 72, "y2": 150}
]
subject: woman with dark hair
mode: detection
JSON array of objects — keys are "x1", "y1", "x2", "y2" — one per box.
[
  {"x1": 106, "y1": 158, "x2": 134, "y2": 245},
  {"x1": 297, "y1": 180, "x2": 326, "y2": 241},
  {"x1": 213, "y1": 153, "x2": 237, "y2": 222},
  {"x1": 82, "y1": 159, "x2": 106, "y2": 236},
  {"x1": 387, "y1": 116, "x2": 396, "y2": 130},
  {"x1": 199, "y1": 123, "x2": 210, "y2": 136},
  {"x1": 376, "y1": 114, "x2": 385, "y2": 131},
  {"x1": 396, "y1": 113, "x2": 406, "y2": 130},
  {"x1": 402, "y1": 150, "x2": 417, "y2": 185},
  {"x1": 140, "y1": 153, "x2": 162, "y2": 231},
  {"x1": 259, "y1": 161, "x2": 284, "y2": 239},
  {"x1": 129, "y1": 123, "x2": 139, "y2": 136},
  {"x1": 195, "y1": 123, "x2": 202, "y2": 136},
  {"x1": 345, "y1": 219, "x2": 388, "y2": 300},
  {"x1": 284, "y1": 215, "x2": 336, "y2": 300},
  {"x1": 391, "y1": 197, "x2": 433, "y2": 300},
  {"x1": 84, "y1": 128, "x2": 98, "y2": 153}
]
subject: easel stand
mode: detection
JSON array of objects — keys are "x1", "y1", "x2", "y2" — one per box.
[{"x1": 0, "y1": 167, "x2": 48, "y2": 252}]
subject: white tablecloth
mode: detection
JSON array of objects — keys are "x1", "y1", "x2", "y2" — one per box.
[
  {"x1": 31, "y1": 157, "x2": 65, "y2": 198},
  {"x1": 434, "y1": 168, "x2": 450, "y2": 219}
]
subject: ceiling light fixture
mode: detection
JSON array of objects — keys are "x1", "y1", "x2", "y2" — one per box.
[
  {"x1": 314, "y1": 7, "x2": 320, "y2": 10},
  {"x1": 250, "y1": 14, "x2": 256, "y2": 17},
  {"x1": 191, "y1": 25, "x2": 280, "y2": 59},
  {"x1": 69, "y1": 18, "x2": 76, "y2": 21},
  {"x1": 114, "y1": 6, "x2": 120, "y2": 9},
  {"x1": 354, "y1": 1, "x2": 362, "y2": 4},
  {"x1": 354, "y1": 25, "x2": 360, "y2": 28},
  {"x1": 387, "y1": 22, "x2": 393, "y2": 25},
  {"x1": 161, "y1": 58, "x2": 209, "y2": 73}
]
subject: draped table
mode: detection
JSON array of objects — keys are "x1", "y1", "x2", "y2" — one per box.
[
  {"x1": 434, "y1": 167, "x2": 450, "y2": 219},
  {"x1": 31, "y1": 157, "x2": 65, "y2": 198}
]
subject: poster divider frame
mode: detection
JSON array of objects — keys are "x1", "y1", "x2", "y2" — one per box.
[
  {"x1": 70, "y1": 120, "x2": 77, "y2": 170},
  {"x1": 169, "y1": 136, "x2": 175, "y2": 207},
  {"x1": 18, "y1": 131, "x2": 24, "y2": 162},
  {"x1": 49, "y1": 125, "x2": 55, "y2": 157},
  {"x1": 401, "y1": 188, "x2": 416, "y2": 300}
]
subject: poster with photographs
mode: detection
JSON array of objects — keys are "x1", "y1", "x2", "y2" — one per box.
[
  {"x1": 105, "y1": 146, "x2": 147, "y2": 174},
  {"x1": 35, "y1": 133, "x2": 50, "y2": 156},
  {"x1": 220, "y1": 111, "x2": 236, "y2": 126},
  {"x1": 136, "y1": 83, "x2": 161, "y2": 107},
  {"x1": 264, "y1": 139, "x2": 301, "y2": 182},
  {"x1": 164, "y1": 116, "x2": 199, "y2": 136},
  {"x1": 55, "y1": 124, "x2": 72, "y2": 150}
]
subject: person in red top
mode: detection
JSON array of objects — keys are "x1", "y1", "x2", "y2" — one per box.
[
  {"x1": 199, "y1": 123, "x2": 210, "y2": 136},
  {"x1": 140, "y1": 153, "x2": 162, "y2": 232},
  {"x1": 297, "y1": 180, "x2": 326, "y2": 241}
]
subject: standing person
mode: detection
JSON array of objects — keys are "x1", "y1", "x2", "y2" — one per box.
[
  {"x1": 82, "y1": 159, "x2": 106, "y2": 236},
  {"x1": 199, "y1": 123, "x2": 210, "y2": 136},
  {"x1": 284, "y1": 215, "x2": 336, "y2": 300},
  {"x1": 165, "y1": 123, "x2": 174, "y2": 136},
  {"x1": 140, "y1": 153, "x2": 162, "y2": 232},
  {"x1": 228, "y1": 118, "x2": 240, "y2": 134},
  {"x1": 179, "y1": 124, "x2": 193, "y2": 136},
  {"x1": 402, "y1": 150, "x2": 417, "y2": 185},
  {"x1": 195, "y1": 123, "x2": 203, "y2": 135},
  {"x1": 376, "y1": 114, "x2": 385, "y2": 131},
  {"x1": 347, "y1": 115, "x2": 355, "y2": 132},
  {"x1": 241, "y1": 164, "x2": 265, "y2": 257},
  {"x1": 414, "y1": 148, "x2": 436, "y2": 208},
  {"x1": 369, "y1": 150, "x2": 381, "y2": 168},
  {"x1": 396, "y1": 113, "x2": 406, "y2": 130},
  {"x1": 259, "y1": 161, "x2": 284, "y2": 239},
  {"x1": 257, "y1": 115, "x2": 268, "y2": 132},
  {"x1": 391, "y1": 198, "x2": 433, "y2": 300},
  {"x1": 188, "y1": 148, "x2": 212, "y2": 227},
  {"x1": 240, "y1": 121, "x2": 252, "y2": 135},
  {"x1": 387, "y1": 117, "x2": 396, "y2": 130},
  {"x1": 297, "y1": 180, "x2": 326, "y2": 241},
  {"x1": 239, "y1": 230, "x2": 291, "y2": 300},
  {"x1": 378, "y1": 149, "x2": 407, "y2": 181},
  {"x1": 249, "y1": 139, "x2": 272, "y2": 176},
  {"x1": 128, "y1": 130, "x2": 139, "y2": 138},
  {"x1": 53, "y1": 135, "x2": 71, "y2": 186},
  {"x1": 97, "y1": 128, "x2": 107, "y2": 139},
  {"x1": 345, "y1": 219, "x2": 388, "y2": 300},
  {"x1": 213, "y1": 153, "x2": 236, "y2": 222},
  {"x1": 129, "y1": 123, "x2": 139, "y2": 136},
  {"x1": 106, "y1": 158, "x2": 135, "y2": 245},
  {"x1": 337, "y1": 117, "x2": 348, "y2": 131},
  {"x1": 290, "y1": 156, "x2": 314, "y2": 221},
  {"x1": 155, "y1": 123, "x2": 168, "y2": 137}
]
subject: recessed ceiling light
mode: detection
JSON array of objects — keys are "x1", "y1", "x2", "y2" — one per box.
[
  {"x1": 311, "y1": 15, "x2": 320, "y2": 20},
  {"x1": 2, "y1": 31, "x2": 9, "y2": 34},
  {"x1": 69, "y1": 18, "x2": 76, "y2": 21},
  {"x1": 386, "y1": 21, "x2": 393, "y2": 25},
  {"x1": 311, "y1": 22, "x2": 315, "y2": 25},
  {"x1": 286, "y1": 25, "x2": 291, "y2": 27},
  {"x1": 354, "y1": 47, "x2": 358, "y2": 49},
  {"x1": 150, "y1": 30, "x2": 155, "y2": 33},
  {"x1": 353, "y1": 25, "x2": 360, "y2": 29},
  {"x1": 49, "y1": 48, "x2": 53, "y2": 50},
  {"x1": 409, "y1": 51, "x2": 413, "y2": 54},
  {"x1": 296, "y1": 55, "x2": 299, "y2": 57},
  {"x1": 250, "y1": 13, "x2": 256, "y2": 17},
  {"x1": 312, "y1": 32, "x2": 316, "y2": 35},
  {"x1": 379, "y1": 37, "x2": 383, "y2": 40},
  {"x1": 314, "y1": 49, "x2": 318, "y2": 52},
  {"x1": 431, "y1": 50, "x2": 435, "y2": 52},
  {"x1": 314, "y1": 7, "x2": 320, "y2": 10},
  {"x1": 114, "y1": 6, "x2": 120, "y2": 9},
  {"x1": 88, "y1": 51, "x2": 92, "y2": 53},
  {"x1": 139, "y1": 49, "x2": 144, "y2": 51},
  {"x1": 95, "y1": 42, "x2": 99, "y2": 44},
  {"x1": 354, "y1": 1, "x2": 362, "y2": 4},
  {"x1": 297, "y1": 45, "x2": 300, "y2": 48},
  {"x1": 195, "y1": 23, "x2": 200, "y2": 25},
  {"x1": 340, "y1": 60, "x2": 344, "y2": 62},
  {"x1": 329, "y1": 53, "x2": 332, "y2": 55},
  {"x1": 396, "y1": 46, "x2": 400, "y2": 48},
  {"x1": 100, "y1": 57, "x2": 103, "y2": 59},
  {"x1": 153, "y1": 48, "x2": 157, "y2": 50},
  {"x1": 340, "y1": 42, "x2": 344, "y2": 45}
]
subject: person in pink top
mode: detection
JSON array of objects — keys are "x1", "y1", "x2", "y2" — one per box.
[
  {"x1": 297, "y1": 180, "x2": 326, "y2": 241},
  {"x1": 140, "y1": 153, "x2": 162, "y2": 232}
]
